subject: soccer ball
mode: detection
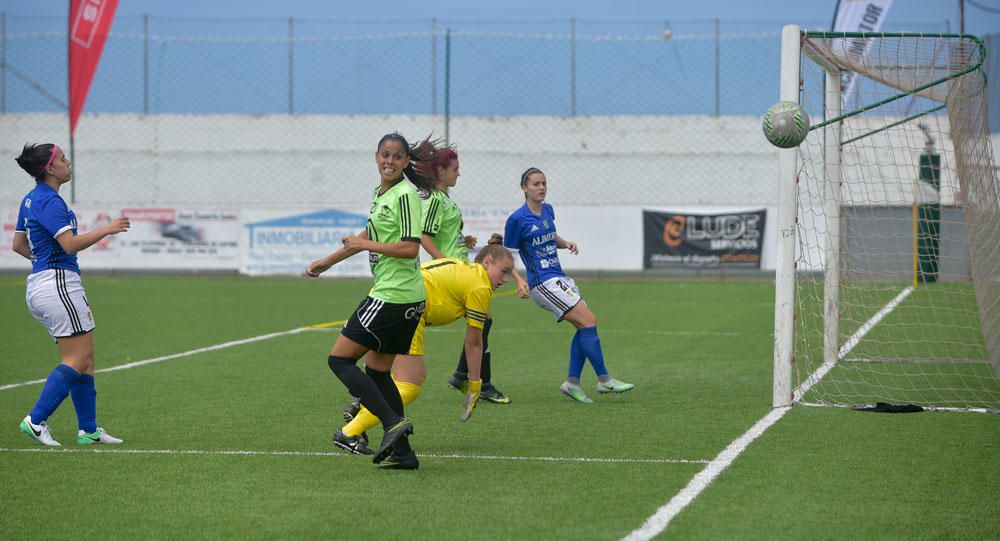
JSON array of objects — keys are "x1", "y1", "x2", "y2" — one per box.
[{"x1": 762, "y1": 101, "x2": 810, "y2": 148}]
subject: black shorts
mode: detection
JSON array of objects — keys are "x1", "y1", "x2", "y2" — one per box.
[{"x1": 341, "y1": 296, "x2": 426, "y2": 354}]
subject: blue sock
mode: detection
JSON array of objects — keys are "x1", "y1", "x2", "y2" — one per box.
[
  {"x1": 578, "y1": 326, "x2": 609, "y2": 377},
  {"x1": 29, "y1": 365, "x2": 80, "y2": 424},
  {"x1": 568, "y1": 331, "x2": 586, "y2": 380},
  {"x1": 71, "y1": 374, "x2": 97, "y2": 433}
]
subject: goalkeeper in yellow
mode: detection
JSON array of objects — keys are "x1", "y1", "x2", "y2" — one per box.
[{"x1": 333, "y1": 242, "x2": 515, "y2": 458}]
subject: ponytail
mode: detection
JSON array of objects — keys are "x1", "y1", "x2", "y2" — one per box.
[{"x1": 403, "y1": 135, "x2": 443, "y2": 193}]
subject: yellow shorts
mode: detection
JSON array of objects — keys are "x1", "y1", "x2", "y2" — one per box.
[{"x1": 407, "y1": 315, "x2": 427, "y2": 356}]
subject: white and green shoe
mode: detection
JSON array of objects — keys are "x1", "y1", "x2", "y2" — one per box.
[
  {"x1": 20, "y1": 416, "x2": 61, "y2": 446},
  {"x1": 559, "y1": 381, "x2": 594, "y2": 404},
  {"x1": 77, "y1": 427, "x2": 123, "y2": 445},
  {"x1": 596, "y1": 378, "x2": 635, "y2": 394}
]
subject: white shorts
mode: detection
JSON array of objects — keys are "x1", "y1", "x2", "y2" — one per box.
[
  {"x1": 26, "y1": 269, "x2": 96, "y2": 340},
  {"x1": 529, "y1": 276, "x2": 583, "y2": 321}
]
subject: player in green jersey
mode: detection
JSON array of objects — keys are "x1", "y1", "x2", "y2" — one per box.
[
  {"x1": 307, "y1": 132, "x2": 443, "y2": 470},
  {"x1": 418, "y1": 147, "x2": 515, "y2": 404}
]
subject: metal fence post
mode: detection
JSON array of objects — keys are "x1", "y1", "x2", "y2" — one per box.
[
  {"x1": 1, "y1": 12, "x2": 6, "y2": 114},
  {"x1": 715, "y1": 18, "x2": 720, "y2": 117},
  {"x1": 67, "y1": 23, "x2": 74, "y2": 204},
  {"x1": 431, "y1": 18, "x2": 437, "y2": 115},
  {"x1": 571, "y1": 18, "x2": 576, "y2": 116},
  {"x1": 445, "y1": 28, "x2": 451, "y2": 145},
  {"x1": 143, "y1": 14, "x2": 148, "y2": 115},
  {"x1": 288, "y1": 17, "x2": 294, "y2": 115}
]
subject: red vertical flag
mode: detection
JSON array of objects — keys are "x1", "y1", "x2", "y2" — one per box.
[{"x1": 68, "y1": 0, "x2": 119, "y2": 136}]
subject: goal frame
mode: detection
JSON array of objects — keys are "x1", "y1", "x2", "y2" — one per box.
[{"x1": 771, "y1": 24, "x2": 996, "y2": 409}]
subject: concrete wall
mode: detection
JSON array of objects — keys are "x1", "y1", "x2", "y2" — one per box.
[
  {"x1": 4, "y1": 112, "x2": 987, "y2": 208},
  {"x1": 2, "y1": 113, "x2": 993, "y2": 276},
  {"x1": 843, "y1": 206, "x2": 971, "y2": 281}
]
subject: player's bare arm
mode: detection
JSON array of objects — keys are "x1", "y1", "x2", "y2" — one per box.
[
  {"x1": 55, "y1": 216, "x2": 130, "y2": 255},
  {"x1": 12, "y1": 232, "x2": 31, "y2": 260},
  {"x1": 555, "y1": 235, "x2": 578, "y2": 255},
  {"x1": 421, "y1": 233, "x2": 446, "y2": 259},
  {"x1": 348, "y1": 237, "x2": 419, "y2": 259}
]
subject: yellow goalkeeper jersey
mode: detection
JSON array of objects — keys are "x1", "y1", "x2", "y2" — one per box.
[{"x1": 421, "y1": 258, "x2": 492, "y2": 329}]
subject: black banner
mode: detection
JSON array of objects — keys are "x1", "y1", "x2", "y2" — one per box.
[{"x1": 643, "y1": 209, "x2": 766, "y2": 269}]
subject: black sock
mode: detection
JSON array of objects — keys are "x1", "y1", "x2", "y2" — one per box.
[
  {"x1": 456, "y1": 317, "x2": 493, "y2": 377},
  {"x1": 327, "y1": 356, "x2": 400, "y2": 426},
  {"x1": 366, "y1": 366, "x2": 412, "y2": 455},
  {"x1": 482, "y1": 317, "x2": 492, "y2": 349},
  {"x1": 482, "y1": 318, "x2": 493, "y2": 384},
  {"x1": 366, "y1": 366, "x2": 403, "y2": 416},
  {"x1": 481, "y1": 352, "x2": 493, "y2": 385}
]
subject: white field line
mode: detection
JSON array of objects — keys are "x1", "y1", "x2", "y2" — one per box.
[
  {"x1": 0, "y1": 322, "x2": 344, "y2": 392},
  {"x1": 623, "y1": 286, "x2": 913, "y2": 541},
  {"x1": 792, "y1": 286, "x2": 913, "y2": 403},
  {"x1": 622, "y1": 406, "x2": 790, "y2": 541},
  {"x1": 0, "y1": 447, "x2": 708, "y2": 465},
  {"x1": 1, "y1": 321, "x2": 750, "y2": 393}
]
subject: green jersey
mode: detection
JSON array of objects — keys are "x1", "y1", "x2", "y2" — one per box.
[
  {"x1": 366, "y1": 179, "x2": 426, "y2": 304},
  {"x1": 421, "y1": 189, "x2": 469, "y2": 262}
]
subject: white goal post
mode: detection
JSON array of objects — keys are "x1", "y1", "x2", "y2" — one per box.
[{"x1": 773, "y1": 25, "x2": 1000, "y2": 412}]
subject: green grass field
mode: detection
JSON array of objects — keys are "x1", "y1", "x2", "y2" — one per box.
[
  {"x1": 1, "y1": 276, "x2": 998, "y2": 539},
  {"x1": 793, "y1": 280, "x2": 1000, "y2": 410}
]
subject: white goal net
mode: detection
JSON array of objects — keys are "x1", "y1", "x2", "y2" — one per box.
[{"x1": 773, "y1": 26, "x2": 1000, "y2": 412}]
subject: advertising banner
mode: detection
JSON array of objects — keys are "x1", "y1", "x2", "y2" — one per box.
[
  {"x1": 1, "y1": 206, "x2": 240, "y2": 269},
  {"x1": 241, "y1": 207, "x2": 370, "y2": 276},
  {"x1": 643, "y1": 209, "x2": 766, "y2": 269},
  {"x1": 1, "y1": 205, "x2": 776, "y2": 273},
  {"x1": 116, "y1": 207, "x2": 241, "y2": 266},
  {"x1": 831, "y1": 0, "x2": 894, "y2": 108},
  {"x1": 69, "y1": 0, "x2": 119, "y2": 135}
]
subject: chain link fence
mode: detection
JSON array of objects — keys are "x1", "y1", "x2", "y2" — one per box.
[{"x1": 0, "y1": 15, "x2": 959, "y2": 208}]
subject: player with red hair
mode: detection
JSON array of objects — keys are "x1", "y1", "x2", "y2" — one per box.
[{"x1": 419, "y1": 146, "x2": 514, "y2": 404}]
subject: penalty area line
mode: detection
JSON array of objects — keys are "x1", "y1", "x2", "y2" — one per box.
[
  {"x1": 0, "y1": 320, "x2": 347, "y2": 392},
  {"x1": 623, "y1": 285, "x2": 914, "y2": 541},
  {"x1": 0, "y1": 447, "x2": 708, "y2": 465}
]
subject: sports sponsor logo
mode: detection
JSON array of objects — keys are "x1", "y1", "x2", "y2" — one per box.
[
  {"x1": 404, "y1": 301, "x2": 426, "y2": 320},
  {"x1": 643, "y1": 209, "x2": 766, "y2": 269},
  {"x1": 530, "y1": 232, "x2": 556, "y2": 246},
  {"x1": 538, "y1": 257, "x2": 559, "y2": 269},
  {"x1": 663, "y1": 215, "x2": 685, "y2": 248}
]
